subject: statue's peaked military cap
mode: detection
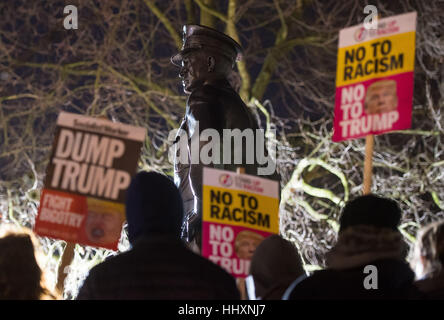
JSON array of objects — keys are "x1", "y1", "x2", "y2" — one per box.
[{"x1": 171, "y1": 24, "x2": 242, "y2": 66}]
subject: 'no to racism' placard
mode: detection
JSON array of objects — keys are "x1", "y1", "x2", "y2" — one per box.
[
  {"x1": 202, "y1": 167, "x2": 279, "y2": 279},
  {"x1": 333, "y1": 12, "x2": 416, "y2": 142},
  {"x1": 34, "y1": 112, "x2": 146, "y2": 250}
]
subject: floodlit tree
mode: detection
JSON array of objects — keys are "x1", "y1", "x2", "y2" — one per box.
[{"x1": 0, "y1": 0, "x2": 443, "y2": 297}]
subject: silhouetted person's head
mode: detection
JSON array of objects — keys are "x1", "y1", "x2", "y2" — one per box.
[
  {"x1": 412, "y1": 220, "x2": 444, "y2": 279},
  {"x1": 339, "y1": 194, "x2": 401, "y2": 233},
  {"x1": 125, "y1": 171, "x2": 184, "y2": 245},
  {"x1": 326, "y1": 195, "x2": 407, "y2": 270},
  {"x1": 249, "y1": 235, "x2": 305, "y2": 299},
  {"x1": 0, "y1": 225, "x2": 57, "y2": 300}
]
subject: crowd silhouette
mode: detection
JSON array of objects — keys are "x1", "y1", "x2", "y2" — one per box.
[{"x1": 1, "y1": 171, "x2": 443, "y2": 300}]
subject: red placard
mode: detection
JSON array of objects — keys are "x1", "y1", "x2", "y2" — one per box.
[{"x1": 34, "y1": 112, "x2": 146, "y2": 250}]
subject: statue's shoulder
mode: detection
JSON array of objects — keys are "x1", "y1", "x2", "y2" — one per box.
[
  {"x1": 187, "y1": 84, "x2": 227, "y2": 120},
  {"x1": 188, "y1": 83, "x2": 222, "y2": 105}
]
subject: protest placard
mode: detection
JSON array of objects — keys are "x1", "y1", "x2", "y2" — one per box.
[
  {"x1": 34, "y1": 112, "x2": 146, "y2": 251},
  {"x1": 201, "y1": 167, "x2": 279, "y2": 280},
  {"x1": 333, "y1": 12, "x2": 416, "y2": 142}
]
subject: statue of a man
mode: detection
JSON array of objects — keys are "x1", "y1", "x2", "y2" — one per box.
[{"x1": 171, "y1": 25, "x2": 279, "y2": 251}]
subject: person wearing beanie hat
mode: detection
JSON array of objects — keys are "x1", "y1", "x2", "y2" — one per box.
[
  {"x1": 286, "y1": 194, "x2": 423, "y2": 300},
  {"x1": 339, "y1": 194, "x2": 401, "y2": 232},
  {"x1": 77, "y1": 171, "x2": 240, "y2": 300},
  {"x1": 125, "y1": 171, "x2": 184, "y2": 243}
]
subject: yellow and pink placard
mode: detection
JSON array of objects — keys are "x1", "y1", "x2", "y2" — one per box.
[
  {"x1": 333, "y1": 12, "x2": 416, "y2": 142},
  {"x1": 202, "y1": 167, "x2": 279, "y2": 279}
]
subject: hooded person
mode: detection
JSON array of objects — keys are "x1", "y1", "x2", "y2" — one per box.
[
  {"x1": 246, "y1": 234, "x2": 306, "y2": 300},
  {"x1": 77, "y1": 171, "x2": 240, "y2": 300},
  {"x1": 286, "y1": 194, "x2": 423, "y2": 300}
]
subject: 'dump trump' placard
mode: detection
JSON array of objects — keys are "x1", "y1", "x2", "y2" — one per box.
[
  {"x1": 333, "y1": 12, "x2": 416, "y2": 142},
  {"x1": 34, "y1": 112, "x2": 146, "y2": 250}
]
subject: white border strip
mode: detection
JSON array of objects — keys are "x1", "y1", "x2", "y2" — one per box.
[{"x1": 339, "y1": 11, "x2": 417, "y2": 48}]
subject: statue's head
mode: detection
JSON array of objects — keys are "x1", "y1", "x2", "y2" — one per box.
[{"x1": 171, "y1": 25, "x2": 242, "y2": 94}]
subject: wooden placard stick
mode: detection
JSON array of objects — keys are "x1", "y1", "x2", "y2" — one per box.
[
  {"x1": 56, "y1": 242, "x2": 75, "y2": 294},
  {"x1": 363, "y1": 134, "x2": 374, "y2": 194},
  {"x1": 363, "y1": 15, "x2": 380, "y2": 194},
  {"x1": 236, "y1": 166, "x2": 248, "y2": 299}
]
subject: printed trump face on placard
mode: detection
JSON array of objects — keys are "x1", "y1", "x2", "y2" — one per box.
[
  {"x1": 84, "y1": 197, "x2": 125, "y2": 247},
  {"x1": 364, "y1": 79, "x2": 398, "y2": 115}
]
